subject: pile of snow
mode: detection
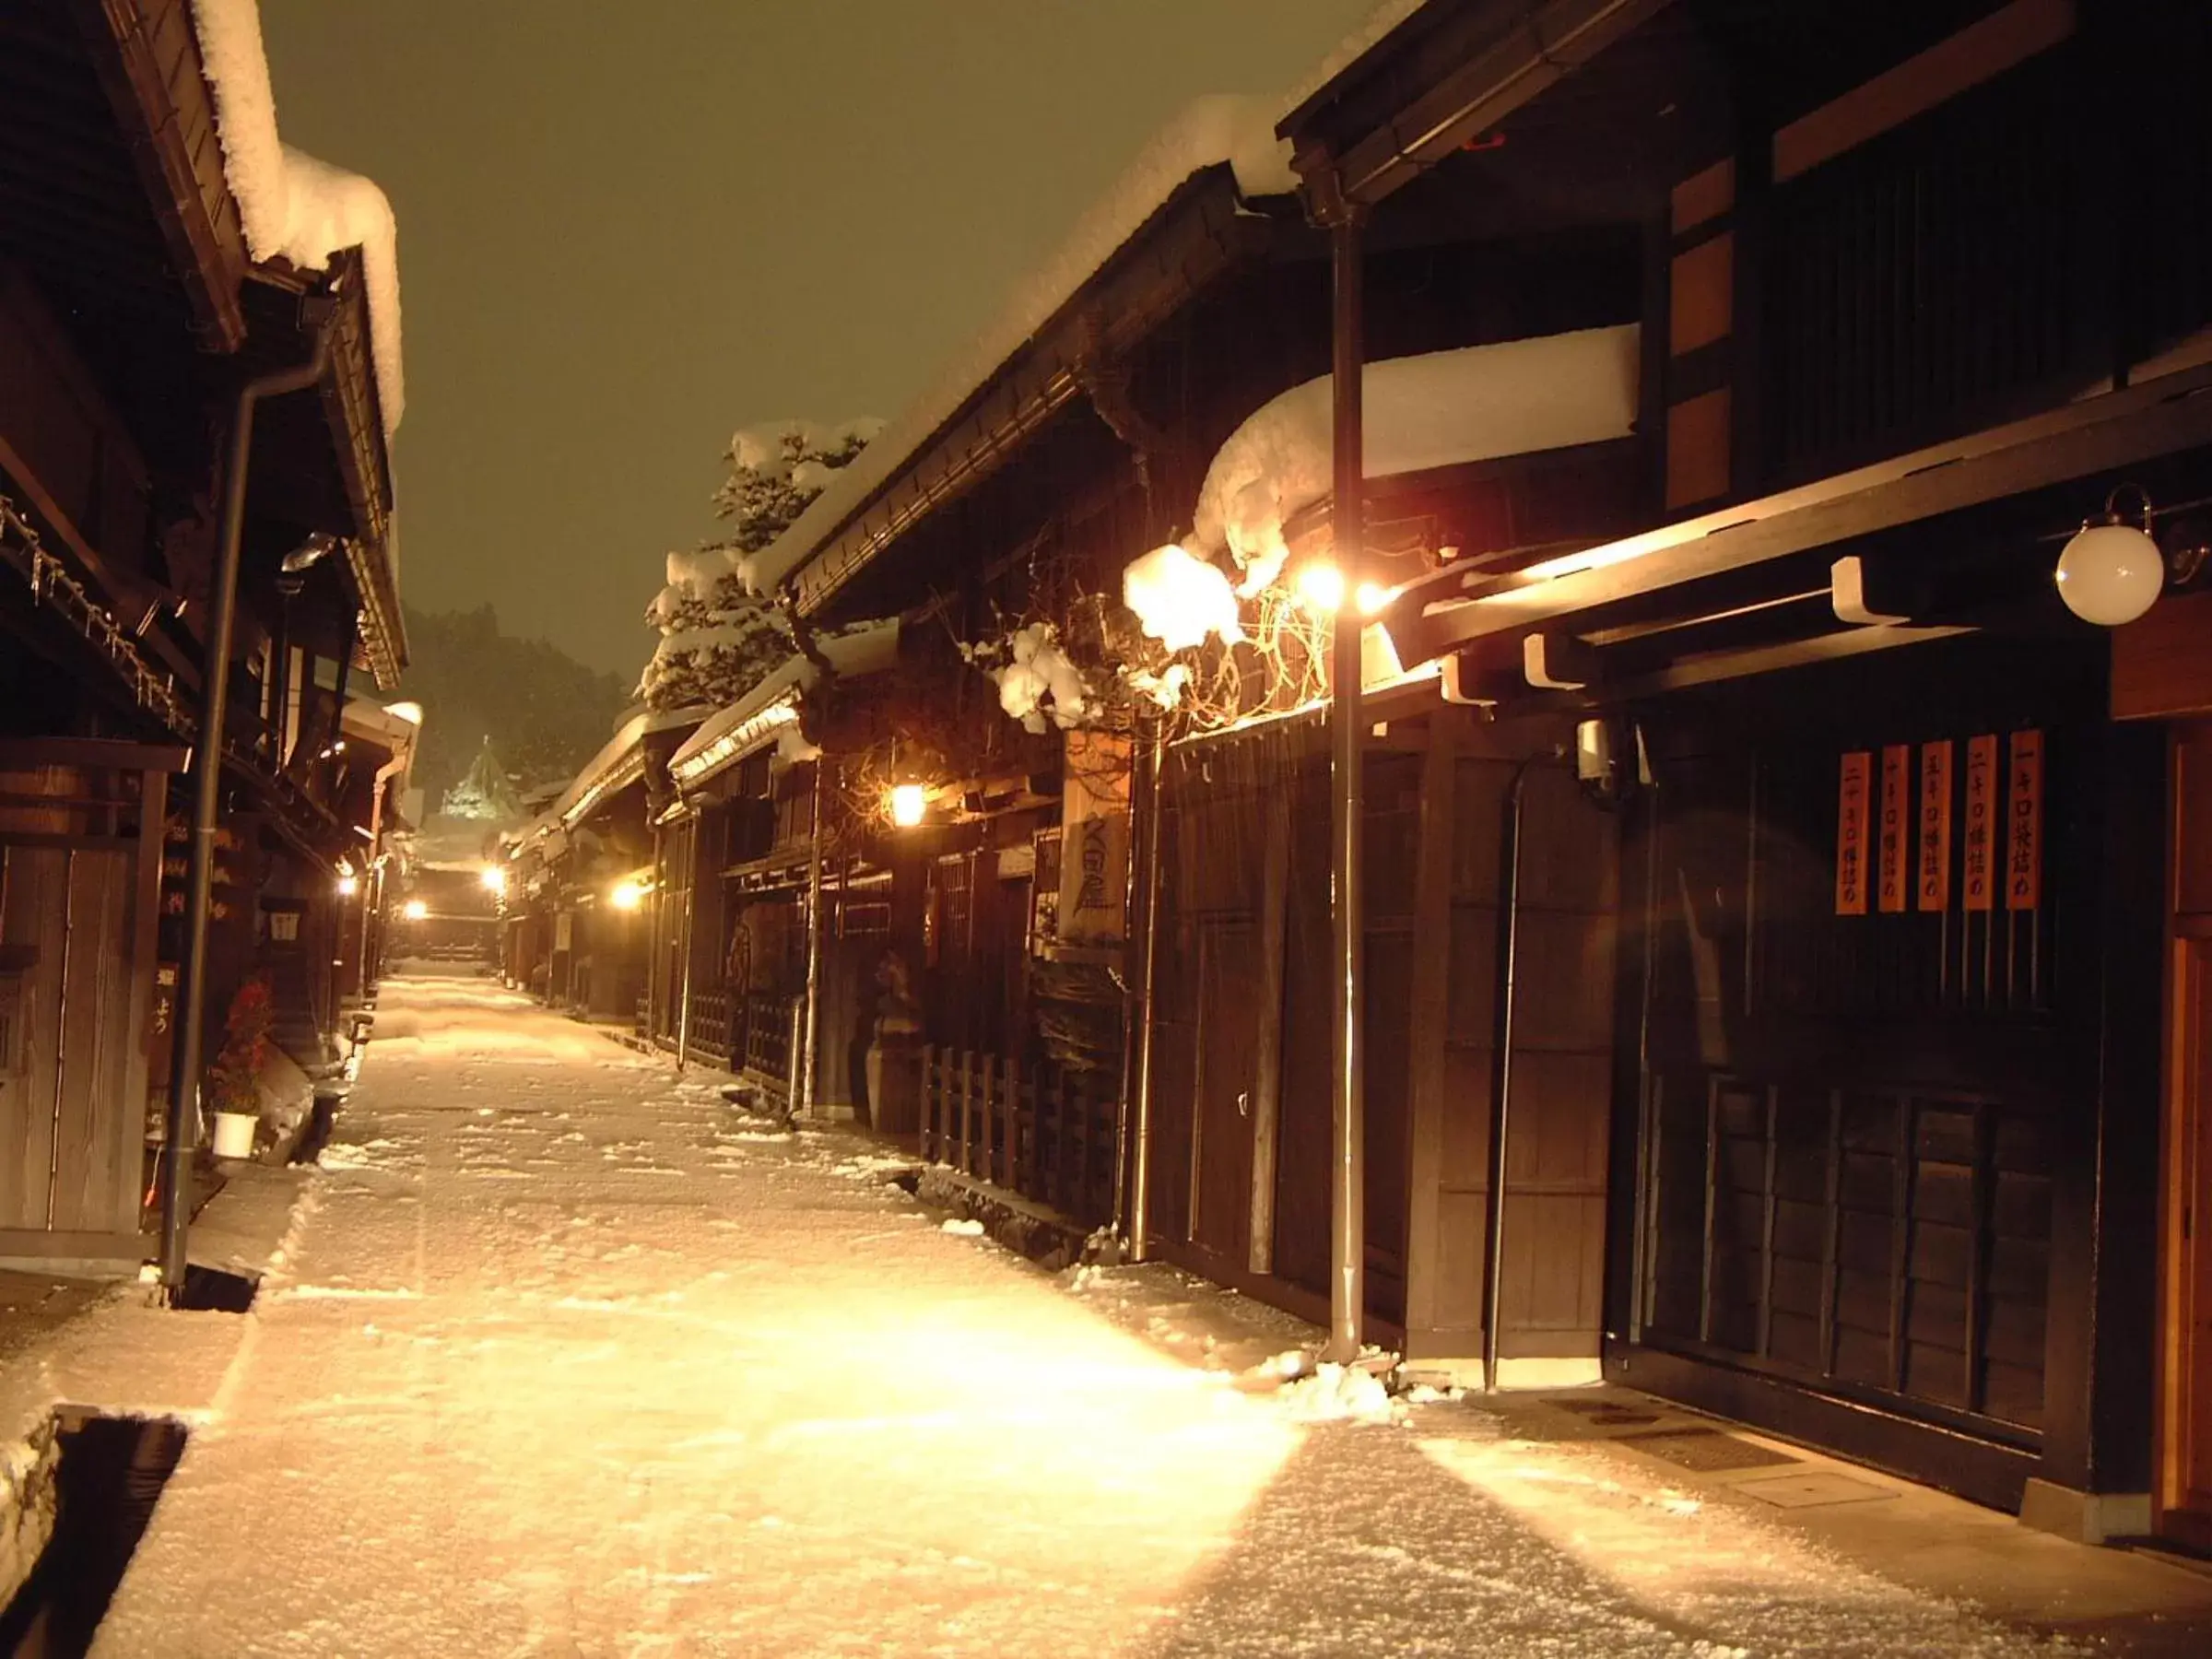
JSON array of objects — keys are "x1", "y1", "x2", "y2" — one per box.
[
  {"x1": 746, "y1": 94, "x2": 1302, "y2": 602},
  {"x1": 972, "y1": 621, "x2": 1091, "y2": 734},
  {"x1": 1122, "y1": 542, "x2": 1244, "y2": 653},
  {"x1": 190, "y1": 0, "x2": 405, "y2": 435},
  {"x1": 1189, "y1": 325, "x2": 1641, "y2": 584},
  {"x1": 940, "y1": 1218, "x2": 985, "y2": 1237},
  {"x1": 1280, "y1": 1362, "x2": 1399, "y2": 1425}
]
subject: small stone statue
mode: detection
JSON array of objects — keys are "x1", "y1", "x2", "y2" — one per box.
[{"x1": 873, "y1": 950, "x2": 921, "y2": 1046}]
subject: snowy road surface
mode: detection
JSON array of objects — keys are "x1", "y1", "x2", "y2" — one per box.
[{"x1": 95, "y1": 975, "x2": 2111, "y2": 1656}]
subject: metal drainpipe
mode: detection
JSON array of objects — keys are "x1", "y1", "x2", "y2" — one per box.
[
  {"x1": 1124, "y1": 723, "x2": 1166, "y2": 1260},
  {"x1": 645, "y1": 824, "x2": 663, "y2": 1049},
  {"x1": 1324, "y1": 203, "x2": 1368, "y2": 1365},
  {"x1": 162, "y1": 314, "x2": 335, "y2": 1296},
  {"x1": 798, "y1": 759, "x2": 827, "y2": 1117},
  {"x1": 1482, "y1": 758, "x2": 1543, "y2": 1392}
]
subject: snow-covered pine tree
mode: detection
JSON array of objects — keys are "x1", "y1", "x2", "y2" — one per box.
[
  {"x1": 441, "y1": 735, "x2": 526, "y2": 822},
  {"x1": 637, "y1": 418, "x2": 883, "y2": 712}
]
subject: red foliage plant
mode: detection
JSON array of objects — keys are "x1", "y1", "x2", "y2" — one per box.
[{"x1": 205, "y1": 976, "x2": 273, "y2": 1114}]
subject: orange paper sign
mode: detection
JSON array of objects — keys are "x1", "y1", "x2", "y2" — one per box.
[
  {"x1": 1877, "y1": 745, "x2": 1910, "y2": 912},
  {"x1": 1836, "y1": 751, "x2": 1872, "y2": 915},
  {"x1": 1962, "y1": 735, "x2": 1998, "y2": 912},
  {"x1": 1916, "y1": 740, "x2": 1953, "y2": 912},
  {"x1": 2006, "y1": 728, "x2": 2043, "y2": 912}
]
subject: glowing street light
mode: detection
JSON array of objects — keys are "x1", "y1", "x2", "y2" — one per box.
[
  {"x1": 1354, "y1": 581, "x2": 1391, "y2": 618},
  {"x1": 609, "y1": 879, "x2": 646, "y2": 912},
  {"x1": 889, "y1": 784, "x2": 927, "y2": 828},
  {"x1": 479, "y1": 865, "x2": 507, "y2": 894},
  {"x1": 401, "y1": 898, "x2": 429, "y2": 922},
  {"x1": 336, "y1": 874, "x2": 359, "y2": 898}
]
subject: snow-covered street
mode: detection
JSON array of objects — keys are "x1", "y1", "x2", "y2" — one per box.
[{"x1": 88, "y1": 975, "x2": 2207, "y2": 1656}]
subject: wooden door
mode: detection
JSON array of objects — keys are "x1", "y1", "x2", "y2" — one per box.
[
  {"x1": 1189, "y1": 921, "x2": 1260, "y2": 1262},
  {"x1": 2160, "y1": 722, "x2": 2212, "y2": 1549},
  {"x1": 0, "y1": 844, "x2": 145, "y2": 1245}
]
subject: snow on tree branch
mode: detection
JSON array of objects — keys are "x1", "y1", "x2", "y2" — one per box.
[{"x1": 639, "y1": 418, "x2": 883, "y2": 712}]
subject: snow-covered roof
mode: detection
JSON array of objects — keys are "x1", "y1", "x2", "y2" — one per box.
[
  {"x1": 741, "y1": 0, "x2": 1441, "y2": 611},
  {"x1": 744, "y1": 94, "x2": 1300, "y2": 600},
  {"x1": 1192, "y1": 324, "x2": 1641, "y2": 580},
  {"x1": 550, "y1": 703, "x2": 711, "y2": 829},
  {"x1": 190, "y1": 0, "x2": 405, "y2": 437},
  {"x1": 667, "y1": 620, "x2": 901, "y2": 789}
]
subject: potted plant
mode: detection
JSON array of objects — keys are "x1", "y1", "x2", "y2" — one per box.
[{"x1": 205, "y1": 977, "x2": 272, "y2": 1159}]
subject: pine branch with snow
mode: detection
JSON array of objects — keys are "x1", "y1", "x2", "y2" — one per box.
[{"x1": 638, "y1": 417, "x2": 883, "y2": 712}]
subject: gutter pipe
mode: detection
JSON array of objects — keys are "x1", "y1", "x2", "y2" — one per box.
[{"x1": 161, "y1": 312, "x2": 335, "y2": 1296}]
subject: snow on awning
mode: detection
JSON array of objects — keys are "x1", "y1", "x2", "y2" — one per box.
[
  {"x1": 551, "y1": 703, "x2": 706, "y2": 830},
  {"x1": 191, "y1": 0, "x2": 405, "y2": 437},
  {"x1": 667, "y1": 680, "x2": 805, "y2": 792},
  {"x1": 667, "y1": 620, "x2": 901, "y2": 791},
  {"x1": 1192, "y1": 324, "x2": 1641, "y2": 586}
]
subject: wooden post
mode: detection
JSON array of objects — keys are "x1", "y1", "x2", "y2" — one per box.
[
  {"x1": 1247, "y1": 791, "x2": 1292, "y2": 1277},
  {"x1": 1400, "y1": 709, "x2": 1460, "y2": 1344},
  {"x1": 921, "y1": 1044, "x2": 937, "y2": 1160},
  {"x1": 979, "y1": 1053, "x2": 996, "y2": 1186},
  {"x1": 1069, "y1": 1072, "x2": 1089, "y2": 1222},
  {"x1": 1323, "y1": 196, "x2": 1368, "y2": 1363},
  {"x1": 1004, "y1": 1054, "x2": 1023, "y2": 1193},
  {"x1": 959, "y1": 1051, "x2": 975, "y2": 1176}
]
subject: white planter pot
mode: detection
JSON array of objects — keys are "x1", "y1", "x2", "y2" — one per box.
[{"x1": 212, "y1": 1111, "x2": 258, "y2": 1159}]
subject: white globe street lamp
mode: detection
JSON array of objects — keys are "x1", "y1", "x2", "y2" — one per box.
[{"x1": 2056, "y1": 488, "x2": 2165, "y2": 627}]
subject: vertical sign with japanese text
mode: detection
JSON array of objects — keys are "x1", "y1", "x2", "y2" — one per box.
[
  {"x1": 1877, "y1": 744, "x2": 1910, "y2": 912},
  {"x1": 1836, "y1": 751, "x2": 1872, "y2": 915},
  {"x1": 2006, "y1": 728, "x2": 2043, "y2": 912},
  {"x1": 1916, "y1": 740, "x2": 1953, "y2": 912},
  {"x1": 1962, "y1": 735, "x2": 1998, "y2": 911}
]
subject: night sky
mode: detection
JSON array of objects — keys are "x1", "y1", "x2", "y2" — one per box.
[{"x1": 257, "y1": 1, "x2": 1382, "y2": 680}]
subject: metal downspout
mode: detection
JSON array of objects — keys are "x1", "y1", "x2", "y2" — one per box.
[
  {"x1": 1483, "y1": 759, "x2": 1540, "y2": 1392},
  {"x1": 162, "y1": 315, "x2": 335, "y2": 1295}
]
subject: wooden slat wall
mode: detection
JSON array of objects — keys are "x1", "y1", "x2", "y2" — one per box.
[
  {"x1": 0, "y1": 841, "x2": 145, "y2": 1241},
  {"x1": 1407, "y1": 755, "x2": 1618, "y2": 1362}
]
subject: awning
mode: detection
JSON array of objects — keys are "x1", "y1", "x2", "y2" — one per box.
[
  {"x1": 1382, "y1": 353, "x2": 2212, "y2": 698},
  {"x1": 666, "y1": 620, "x2": 901, "y2": 792}
]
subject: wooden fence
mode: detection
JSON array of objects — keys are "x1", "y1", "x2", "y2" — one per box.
[{"x1": 920, "y1": 1047, "x2": 1116, "y2": 1227}]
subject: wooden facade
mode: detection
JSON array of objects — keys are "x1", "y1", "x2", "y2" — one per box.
[
  {"x1": 0, "y1": 741, "x2": 178, "y2": 1255},
  {"x1": 1269, "y1": 0, "x2": 2212, "y2": 1531},
  {"x1": 1, "y1": 0, "x2": 410, "y2": 1262},
  {"x1": 513, "y1": 0, "x2": 2212, "y2": 1537}
]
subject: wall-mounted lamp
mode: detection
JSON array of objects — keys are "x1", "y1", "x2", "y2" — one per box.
[
  {"x1": 336, "y1": 875, "x2": 359, "y2": 898},
  {"x1": 1291, "y1": 561, "x2": 1392, "y2": 618},
  {"x1": 2057, "y1": 486, "x2": 2166, "y2": 627},
  {"x1": 479, "y1": 865, "x2": 507, "y2": 894},
  {"x1": 889, "y1": 784, "x2": 927, "y2": 828},
  {"x1": 609, "y1": 879, "x2": 646, "y2": 912},
  {"x1": 1294, "y1": 561, "x2": 1347, "y2": 614},
  {"x1": 401, "y1": 898, "x2": 429, "y2": 922}
]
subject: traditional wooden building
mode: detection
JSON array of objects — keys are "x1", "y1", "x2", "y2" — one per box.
[
  {"x1": 1288, "y1": 0, "x2": 2212, "y2": 1542},
  {"x1": 505, "y1": 707, "x2": 702, "y2": 1022},
  {"x1": 0, "y1": 0, "x2": 407, "y2": 1269}
]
